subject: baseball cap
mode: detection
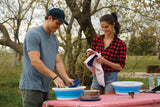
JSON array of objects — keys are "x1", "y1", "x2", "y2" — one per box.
[{"x1": 47, "y1": 8, "x2": 68, "y2": 25}]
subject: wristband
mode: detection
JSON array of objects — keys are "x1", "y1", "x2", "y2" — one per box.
[{"x1": 52, "y1": 76, "x2": 58, "y2": 80}]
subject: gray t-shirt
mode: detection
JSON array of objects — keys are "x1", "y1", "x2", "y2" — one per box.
[{"x1": 19, "y1": 25, "x2": 59, "y2": 92}]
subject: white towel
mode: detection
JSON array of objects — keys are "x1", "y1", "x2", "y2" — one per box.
[{"x1": 84, "y1": 49, "x2": 105, "y2": 87}]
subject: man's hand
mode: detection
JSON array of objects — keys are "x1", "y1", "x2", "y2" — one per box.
[
  {"x1": 64, "y1": 78, "x2": 74, "y2": 86},
  {"x1": 53, "y1": 77, "x2": 65, "y2": 88}
]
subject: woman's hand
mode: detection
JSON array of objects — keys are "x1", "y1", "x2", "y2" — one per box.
[
  {"x1": 87, "y1": 52, "x2": 91, "y2": 57},
  {"x1": 97, "y1": 56, "x2": 123, "y2": 71},
  {"x1": 97, "y1": 56, "x2": 105, "y2": 64},
  {"x1": 86, "y1": 49, "x2": 96, "y2": 57}
]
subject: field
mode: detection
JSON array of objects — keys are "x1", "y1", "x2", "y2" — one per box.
[
  {"x1": 0, "y1": 53, "x2": 55, "y2": 107},
  {"x1": 0, "y1": 53, "x2": 160, "y2": 107},
  {"x1": 122, "y1": 55, "x2": 160, "y2": 72}
]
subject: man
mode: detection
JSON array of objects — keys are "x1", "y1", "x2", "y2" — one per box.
[{"x1": 19, "y1": 8, "x2": 74, "y2": 107}]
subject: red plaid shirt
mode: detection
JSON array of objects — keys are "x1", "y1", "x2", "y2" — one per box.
[{"x1": 91, "y1": 35, "x2": 127, "y2": 73}]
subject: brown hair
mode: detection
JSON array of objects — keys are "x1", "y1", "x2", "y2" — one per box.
[
  {"x1": 100, "y1": 12, "x2": 121, "y2": 38},
  {"x1": 44, "y1": 15, "x2": 57, "y2": 20}
]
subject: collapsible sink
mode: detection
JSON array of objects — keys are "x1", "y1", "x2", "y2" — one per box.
[
  {"x1": 111, "y1": 81, "x2": 143, "y2": 95},
  {"x1": 52, "y1": 86, "x2": 86, "y2": 100}
]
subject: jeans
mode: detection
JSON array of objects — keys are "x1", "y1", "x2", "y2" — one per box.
[
  {"x1": 91, "y1": 72, "x2": 118, "y2": 92},
  {"x1": 21, "y1": 89, "x2": 49, "y2": 107}
]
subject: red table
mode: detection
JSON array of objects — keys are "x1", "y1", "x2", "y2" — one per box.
[{"x1": 43, "y1": 93, "x2": 160, "y2": 107}]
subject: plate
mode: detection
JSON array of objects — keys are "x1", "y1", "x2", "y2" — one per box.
[
  {"x1": 79, "y1": 98, "x2": 101, "y2": 101},
  {"x1": 68, "y1": 78, "x2": 80, "y2": 88}
]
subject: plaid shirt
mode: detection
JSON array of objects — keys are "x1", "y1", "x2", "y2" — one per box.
[{"x1": 91, "y1": 35, "x2": 127, "y2": 73}]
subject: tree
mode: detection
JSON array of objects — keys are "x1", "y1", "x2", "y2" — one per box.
[
  {"x1": 0, "y1": 0, "x2": 38, "y2": 66},
  {"x1": 127, "y1": 32, "x2": 139, "y2": 55},
  {"x1": 63, "y1": 0, "x2": 160, "y2": 86},
  {"x1": 138, "y1": 28, "x2": 157, "y2": 55},
  {"x1": 0, "y1": 0, "x2": 159, "y2": 86},
  {"x1": 0, "y1": 23, "x2": 23, "y2": 54},
  {"x1": 65, "y1": 0, "x2": 97, "y2": 46},
  {"x1": 128, "y1": 27, "x2": 157, "y2": 56},
  {"x1": 156, "y1": 26, "x2": 160, "y2": 60}
]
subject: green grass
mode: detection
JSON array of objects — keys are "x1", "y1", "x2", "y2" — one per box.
[
  {"x1": 0, "y1": 53, "x2": 56, "y2": 107},
  {"x1": 121, "y1": 55, "x2": 160, "y2": 72},
  {"x1": 0, "y1": 54, "x2": 22, "y2": 107},
  {"x1": 0, "y1": 53, "x2": 160, "y2": 106}
]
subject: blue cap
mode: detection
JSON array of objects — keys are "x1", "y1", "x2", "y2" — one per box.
[{"x1": 47, "y1": 8, "x2": 68, "y2": 25}]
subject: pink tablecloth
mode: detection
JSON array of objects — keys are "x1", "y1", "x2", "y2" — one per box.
[{"x1": 43, "y1": 93, "x2": 160, "y2": 107}]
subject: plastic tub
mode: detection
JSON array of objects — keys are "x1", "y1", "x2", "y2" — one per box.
[
  {"x1": 157, "y1": 77, "x2": 160, "y2": 86},
  {"x1": 111, "y1": 81, "x2": 143, "y2": 95},
  {"x1": 52, "y1": 86, "x2": 86, "y2": 100}
]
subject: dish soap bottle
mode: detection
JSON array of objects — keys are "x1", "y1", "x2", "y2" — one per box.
[{"x1": 149, "y1": 75, "x2": 155, "y2": 91}]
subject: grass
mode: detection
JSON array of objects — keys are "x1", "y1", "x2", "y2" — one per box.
[
  {"x1": 0, "y1": 53, "x2": 56, "y2": 107},
  {"x1": 0, "y1": 53, "x2": 22, "y2": 107},
  {"x1": 0, "y1": 53, "x2": 160, "y2": 107},
  {"x1": 121, "y1": 55, "x2": 160, "y2": 72}
]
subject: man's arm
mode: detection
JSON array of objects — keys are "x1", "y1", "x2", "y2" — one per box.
[
  {"x1": 28, "y1": 50, "x2": 66, "y2": 88},
  {"x1": 55, "y1": 54, "x2": 74, "y2": 85}
]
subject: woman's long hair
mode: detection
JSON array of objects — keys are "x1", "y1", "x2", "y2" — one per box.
[{"x1": 100, "y1": 12, "x2": 121, "y2": 38}]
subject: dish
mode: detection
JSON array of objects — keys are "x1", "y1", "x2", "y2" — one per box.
[
  {"x1": 68, "y1": 78, "x2": 80, "y2": 88},
  {"x1": 79, "y1": 98, "x2": 101, "y2": 101},
  {"x1": 81, "y1": 90, "x2": 100, "y2": 99}
]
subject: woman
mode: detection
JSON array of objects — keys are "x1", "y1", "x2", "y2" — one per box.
[{"x1": 90, "y1": 12, "x2": 127, "y2": 94}]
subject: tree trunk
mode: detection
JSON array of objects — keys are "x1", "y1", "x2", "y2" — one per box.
[
  {"x1": 12, "y1": 52, "x2": 17, "y2": 67},
  {"x1": 158, "y1": 43, "x2": 160, "y2": 60},
  {"x1": 18, "y1": 54, "x2": 22, "y2": 66},
  {"x1": 65, "y1": 0, "x2": 97, "y2": 46},
  {"x1": 0, "y1": 23, "x2": 23, "y2": 54}
]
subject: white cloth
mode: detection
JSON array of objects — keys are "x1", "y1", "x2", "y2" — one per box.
[{"x1": 84, "y1": 49, "x2": 105, "y2": 87}]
